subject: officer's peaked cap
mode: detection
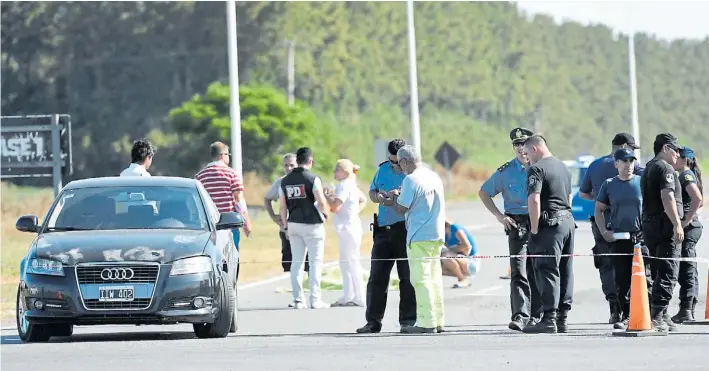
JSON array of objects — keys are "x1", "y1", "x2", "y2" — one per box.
[{"x1": 510, "y1": 127, "x2": 534, "y2": 143}]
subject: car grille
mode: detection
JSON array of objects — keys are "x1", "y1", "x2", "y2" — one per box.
[
  {"x1": 75, "y1": 263, "x2": 160, "y2": 311},
  {"x1": 84, "y1": 299, "x2": 152, "y2": 310},
  {"x1": 76, "y1": 265, "x2": 159, "y2": 284}
]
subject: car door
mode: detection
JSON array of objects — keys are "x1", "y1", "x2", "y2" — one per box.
[{"x1": 197, "y1": 184, "x2": 236, "y2": 278}]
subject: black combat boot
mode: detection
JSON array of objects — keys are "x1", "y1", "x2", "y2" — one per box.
[
  {"x1": 691, "y1": 298, "x2": 699, "y2": 321},
  {"x1": 671, "y1": 301, "x2": 694, "y2": 324},
  {"x1": 609, "y1": 300, "x2": 622, "y2": 324},
  {"x1": 556, "y1": 310, "x2": 568, "y2": 333},
  {"x1": 650, "y1": 305, "x2": 668, "y2": 332},
  {"x1": 523, "y1": 312, "x2": 557, "y2": 334},
  {"x1": 662, "y1": 308, "x2": 679, "y2": 331}
]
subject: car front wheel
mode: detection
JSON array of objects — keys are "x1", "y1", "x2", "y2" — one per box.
[
  {"x1": 16, "y1": 285, "x2": 51, "y2": 343},
  {"x1": 193, "y1": 270, "x2": 234, "y2": 338}
]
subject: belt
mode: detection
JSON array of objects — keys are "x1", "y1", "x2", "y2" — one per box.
[
  {"x1": 374, "y1": 221, "x2": 405, "y2": 230},
  {"x1": 505, "y1": 213, "x2": 529, "y2": 220},
  {"x1": 545, "y1": 209, "x2": 571, "y2": 218}
]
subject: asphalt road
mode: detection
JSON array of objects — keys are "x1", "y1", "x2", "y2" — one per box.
[{"x1": 2, "y1": 200, "x2": 708, "y2": 370}]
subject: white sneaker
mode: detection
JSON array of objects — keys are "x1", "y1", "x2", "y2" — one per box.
[{"x1": 310, "y1": 300, "x2": 331, "y2": 309}]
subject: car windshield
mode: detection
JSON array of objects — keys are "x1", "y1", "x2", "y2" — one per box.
[{"x1": 44, "y1": 186, "x2": 210, "y2": 231}]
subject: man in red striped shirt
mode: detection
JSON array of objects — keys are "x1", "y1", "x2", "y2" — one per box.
[{"x1": 195, "y1": 142, "x2": 252, "y2": 248}]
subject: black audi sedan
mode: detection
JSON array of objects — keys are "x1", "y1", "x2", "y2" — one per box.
[{"x1": 14, "y1": 176, "x2": 244, "y2": 342}]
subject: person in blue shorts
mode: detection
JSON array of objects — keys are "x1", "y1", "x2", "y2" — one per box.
[{"x1": 442, "y1": 220, "x2": 479, "y2": 288}]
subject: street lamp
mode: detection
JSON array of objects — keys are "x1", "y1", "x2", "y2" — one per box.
[
  {"x1": 226, "y1": 0, "x2": 243, "y2": 176},
  {"x1": 628, "y1": 32, "x2": 640, "y2": 159},
  {"x1": 406, "y1": 0, "x2": 421, "y2": 157}
]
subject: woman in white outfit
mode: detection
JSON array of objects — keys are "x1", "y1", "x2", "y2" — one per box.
[{"x1": 326, "y1": 159, "x2": 367, "y2": 307}]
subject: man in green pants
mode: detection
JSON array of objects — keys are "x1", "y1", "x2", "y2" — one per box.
[{"x1": 391, "y1": 145, "x2": 447, "y2": 334}]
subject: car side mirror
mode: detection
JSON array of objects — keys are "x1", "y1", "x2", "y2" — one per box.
[
  {"x1": 216, "y1": 212, "x2": 245, "y2": 230},
  {"x1": 16, "y1": 215, "x2": 40, "y2": 233}
]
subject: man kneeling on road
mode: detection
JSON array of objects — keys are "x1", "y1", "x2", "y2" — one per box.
[{"x1": 391, "y1": 145, "x2": 447, "y2": 334}]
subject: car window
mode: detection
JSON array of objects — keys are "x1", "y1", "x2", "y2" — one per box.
[
  {"x1": 197, "y1": 182, "x2": 220, "y2": 224},
  {"x1": 45, "y1": 186, "x2": 210, "y2": 231}
]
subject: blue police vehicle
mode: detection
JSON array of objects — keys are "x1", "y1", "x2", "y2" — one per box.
[{"x1": 565, "y1": 155, "x2": 595, "y2": 221}]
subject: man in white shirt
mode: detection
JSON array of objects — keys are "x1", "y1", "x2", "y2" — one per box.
[
  {"x1": 120, "y1": 139, "x2": 155, "y2": 176},
  {"x1": 392, "y1": 145, "x2": 447, "y2": 334}
]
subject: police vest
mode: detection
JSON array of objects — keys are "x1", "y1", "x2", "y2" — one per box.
[{"x1": 280, "y1": 167, "x2": 323, "y2": 224}]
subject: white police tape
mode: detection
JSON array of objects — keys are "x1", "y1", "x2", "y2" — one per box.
[{"x1": 239, "y1": 251, "x2": 709, "y2": 264}]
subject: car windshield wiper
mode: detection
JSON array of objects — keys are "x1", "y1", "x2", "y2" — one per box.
[{"x1": 45, "y1": 226, "x2": 91, "y2": 232}]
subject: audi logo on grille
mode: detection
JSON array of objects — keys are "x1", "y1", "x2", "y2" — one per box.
[{"x1": 100, "y1": 268, "x2": 135, "y2": 280}]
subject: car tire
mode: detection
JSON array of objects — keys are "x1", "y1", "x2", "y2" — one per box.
[
  {"x1": 16, "y1": 285, "x2": 51, "y2": 343},
  {"x1": 193, "y1": 270, "x2": 234, "y2": 338}
]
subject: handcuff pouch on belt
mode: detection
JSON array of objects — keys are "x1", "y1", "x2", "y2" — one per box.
[{"x1": 370, "y1": 213, "x2": 378, "y2": 237}]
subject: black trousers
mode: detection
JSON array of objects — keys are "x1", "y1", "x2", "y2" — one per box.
[
  {"x1": 678, "y1": 223, "x2": 703, "y2": 308},
  {"x1": 590, "y1": 218, "x2": 619, "y2": 303},
  {"x1": 528, "y1": 215, "x2": 575, "y2": 315},
  {"x1": 610, "y1": 238, "x2": 652, "y2": 318},
  {"x1": 642, "y1": 218, "x2": 681, "y2": 309},
  {"x1": 506, "y1": 214, "x2": 543, "y2": 321},
  {"x1": 280, "y1": 231, "x2": 309, "y2": 273},
  {"x1": 364, "y1": 221, "x2": 416, "y2": 328}
]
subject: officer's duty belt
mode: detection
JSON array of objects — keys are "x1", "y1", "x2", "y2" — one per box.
[{"x1": 375, "y1": 221, "x2": 405, "y2": 231}]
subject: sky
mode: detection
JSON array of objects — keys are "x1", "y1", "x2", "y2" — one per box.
[{"x1": 515, "y1": 1, "x2": 709, "y2": 41}]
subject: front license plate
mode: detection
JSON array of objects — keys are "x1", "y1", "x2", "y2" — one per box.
[{"x1": 99, "y1": 286, "x2": 134, "y2": 302}]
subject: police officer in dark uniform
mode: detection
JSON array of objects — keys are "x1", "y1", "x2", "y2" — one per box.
[
  {"x1": 579, "y1": 133, "x2": 643, "y2": 324},
  {"x1": 519, "y1": 135, "x2": 575, "y2": 334},
  {"x1": 640, "y1": 133, "x2": 684, "y2": 332},
  {"x1": 356, "y1": 139, "x2": 416, "y2": 333},
  {"x1": 479, "y1": 127, "x2": 542, "y2": 332},
  {"x1": 670, "y1": 146, "x2": 703, "y2": 323}
]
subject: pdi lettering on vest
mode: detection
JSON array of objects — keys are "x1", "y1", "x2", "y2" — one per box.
[{"x1": 286, "y1": 184, "x2": 307, "y2": 199}]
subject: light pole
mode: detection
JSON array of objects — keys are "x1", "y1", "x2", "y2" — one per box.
[
  {"x1": 628, "y1": 33, "x2": 640, "y2": 159},
  {"x1": 226, "y1": 0, "x2": 243, "y2": 176},
  {"x1": 406, "y1": 0, "x2": 421, "y2": 157}
]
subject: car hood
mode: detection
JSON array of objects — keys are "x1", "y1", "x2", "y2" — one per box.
[{"x1": 32, "y1": 229, "x2": 213, "y2": 265}]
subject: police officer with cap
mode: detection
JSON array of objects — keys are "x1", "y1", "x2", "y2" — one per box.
[
  {"x1": 640, "y1": 133, "x2": 684, "y2": 332},
  {"x1": 670, "y1": 146, "x2": 704, "y2": 323},
  {"x1": 579, "y1": 132, "x2": 643, "y2": 324},
  {"x1": 479, "y1": 127, "x2": 543, "y2": 332},
  {"x1": 356, "y1": 138, "x2": 416, "y2": 333},
  {"x1": 520, "y1": 135, "x2": 575, "y2": 334}
]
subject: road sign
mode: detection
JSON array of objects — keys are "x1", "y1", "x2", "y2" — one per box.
[
  {"x1": 1, "y1": 114, "x2": 74, "y2": 196},
  {"x1": 434, "y1": 141, "x2": 460, "y2": 170}
]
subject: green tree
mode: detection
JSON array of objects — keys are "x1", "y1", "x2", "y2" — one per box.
[{"x1": 167, "y1": 82, "x2": 336, "y2": 179}]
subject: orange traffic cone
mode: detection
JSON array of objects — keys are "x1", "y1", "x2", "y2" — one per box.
[
  {"x1": 685, "y1": 265, "x2": 709, "y2": 325},
  {"x1": 613, "y1": 243, "x2": 667, "y2": 337}
]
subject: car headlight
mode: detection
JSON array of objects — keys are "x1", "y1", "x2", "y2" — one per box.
[
  {"x1": 170, "y1": 256, "x2": 213, "y2": 276},
  {"x1": 27, "y1": 258, "x2": 65, "y2": 277}
]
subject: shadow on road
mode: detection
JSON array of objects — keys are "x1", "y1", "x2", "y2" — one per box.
[{"x1": 1, "y1": 331, "x2": 198, "y2": 345}]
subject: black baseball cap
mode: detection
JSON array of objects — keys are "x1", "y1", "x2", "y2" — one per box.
[
  {"x1": 654, "y1": 133, "x2": 680, "y2": 151},
  {"x1": 614, "y1": 148, "x2": 637, "y2": 161},
  {"x1": 612, "y1": 133, "x2": 640, "y2": 149}
]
